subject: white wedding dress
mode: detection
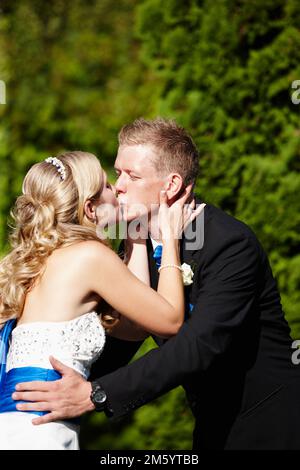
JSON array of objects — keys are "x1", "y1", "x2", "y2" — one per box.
[{"x1": 0, "y1": 311, "x2": 106, "y2": 450}]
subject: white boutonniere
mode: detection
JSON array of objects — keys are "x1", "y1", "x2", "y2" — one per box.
[{"x1": 181, "y1": 263, "x2": 194, "y2": 286}]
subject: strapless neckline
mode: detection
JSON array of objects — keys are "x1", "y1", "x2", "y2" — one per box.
[{"x1": 14, "y1": 310, "x2": 99, "y2": 331}]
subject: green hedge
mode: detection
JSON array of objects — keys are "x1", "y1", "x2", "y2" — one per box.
[{"x1": 1, "y1": 0, "x2": 299, "y2": 450}]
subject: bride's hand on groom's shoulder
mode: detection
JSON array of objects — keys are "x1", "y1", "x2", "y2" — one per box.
[{"x1": 12, "y1": 356, "x2": 94, "y2": 425}]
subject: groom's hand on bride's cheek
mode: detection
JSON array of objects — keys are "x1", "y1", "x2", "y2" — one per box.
[{"x1": 11, "y1": 356, "x2": 95, "y2": 425}]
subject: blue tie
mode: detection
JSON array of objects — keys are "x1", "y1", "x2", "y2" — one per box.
[{"x1": 152, "y1": 244, "x2": 163, "y2": 269}]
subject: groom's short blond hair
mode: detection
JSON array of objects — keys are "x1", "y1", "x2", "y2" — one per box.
[{"x1": 118, "y1": 117, "x2": 199, "y2": 186}]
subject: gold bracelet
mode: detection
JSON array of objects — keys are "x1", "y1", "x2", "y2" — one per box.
[{"x1": 158, "y1": 264, "x2": 183, "y2": 273}]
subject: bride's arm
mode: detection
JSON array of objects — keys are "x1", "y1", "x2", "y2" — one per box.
[
  {"x1": 84, "y1": 187, "x2": 202, "y2": 338},
  {"x1": 84, "y1": 236, "x2": 182, "y2": 338}
]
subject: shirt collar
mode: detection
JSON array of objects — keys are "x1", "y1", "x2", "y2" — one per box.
[{"x1": 149, "y1": 235, "x2": 162, "y2": 251}]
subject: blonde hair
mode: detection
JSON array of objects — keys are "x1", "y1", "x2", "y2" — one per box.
[
  {"x1": 119, "y1": 117, "x2": 199, "y2": 186},
  {"x1": 0, "y1": 151, "x2": 118, "y2": 329}
]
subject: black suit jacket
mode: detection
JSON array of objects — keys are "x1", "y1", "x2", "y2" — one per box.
[{"x1": 91, "y1": 200, "x2": 300, "y2": 449}]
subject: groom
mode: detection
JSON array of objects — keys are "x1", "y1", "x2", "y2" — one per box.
[{"x1": 13, "y1": 118, "x2": 300, "y2": 449}]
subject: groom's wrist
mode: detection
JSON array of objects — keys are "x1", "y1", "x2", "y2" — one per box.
[
  {"x1": 84, "y1": 381, "x2": 96, "y2": 412},
  {"x1": 90, "y1": 381, "x2": 114, "y2": 417}
]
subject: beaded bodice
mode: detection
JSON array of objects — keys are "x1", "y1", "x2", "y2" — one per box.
[{"x1": 5, "y1": 311, "x2": 105, "y2": 379}]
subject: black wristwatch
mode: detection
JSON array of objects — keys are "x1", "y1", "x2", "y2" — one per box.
[{"x1": 90, "y1": 382, "x2": 112, "y2": 415}]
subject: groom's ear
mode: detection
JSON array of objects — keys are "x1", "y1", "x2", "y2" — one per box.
[{"x1": 165, "y1": 173, "x2": 184, "y2": 202}]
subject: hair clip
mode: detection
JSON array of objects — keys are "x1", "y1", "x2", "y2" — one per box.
[{"x1": 45, "y1": 157, "x2": 66, "y2": 181}]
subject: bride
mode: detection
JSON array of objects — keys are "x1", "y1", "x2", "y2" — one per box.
[{"x1": 0, "y1": 151, "x2": 200, "y2": 450}]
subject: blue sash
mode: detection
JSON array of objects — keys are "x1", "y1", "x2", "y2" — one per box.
[
  {"x1": 0, "y1": 367, "x2": 61, "y2": 415},
  {"x1": 0, "y1": 320, "x2": 80, "y2": 423}
]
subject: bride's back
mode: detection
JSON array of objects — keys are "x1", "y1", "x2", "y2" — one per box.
[{"x1": 19, "y1": 241, "x2": 102, "y2": 326}]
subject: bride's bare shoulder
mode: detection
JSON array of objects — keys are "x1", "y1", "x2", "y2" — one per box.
[
  {"x1": 67, "y1": 240, "x2": 112, "y2": 257},
  {"x1": 49, "y1": 241, "x2": 119, "y2": 280}
]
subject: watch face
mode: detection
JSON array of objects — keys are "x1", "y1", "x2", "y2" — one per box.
[{"x1": 94, "y1": 389, "x2": 106, "y2": 404}]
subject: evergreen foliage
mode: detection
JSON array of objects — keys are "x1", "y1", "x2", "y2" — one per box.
[{"x1": 1, "y1": 0, "x2": 299, "y2": 450}]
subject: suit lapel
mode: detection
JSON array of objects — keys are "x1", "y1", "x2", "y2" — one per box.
[{"x1": 181, "y1": 196, "x2": 207, "y2": 315}]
